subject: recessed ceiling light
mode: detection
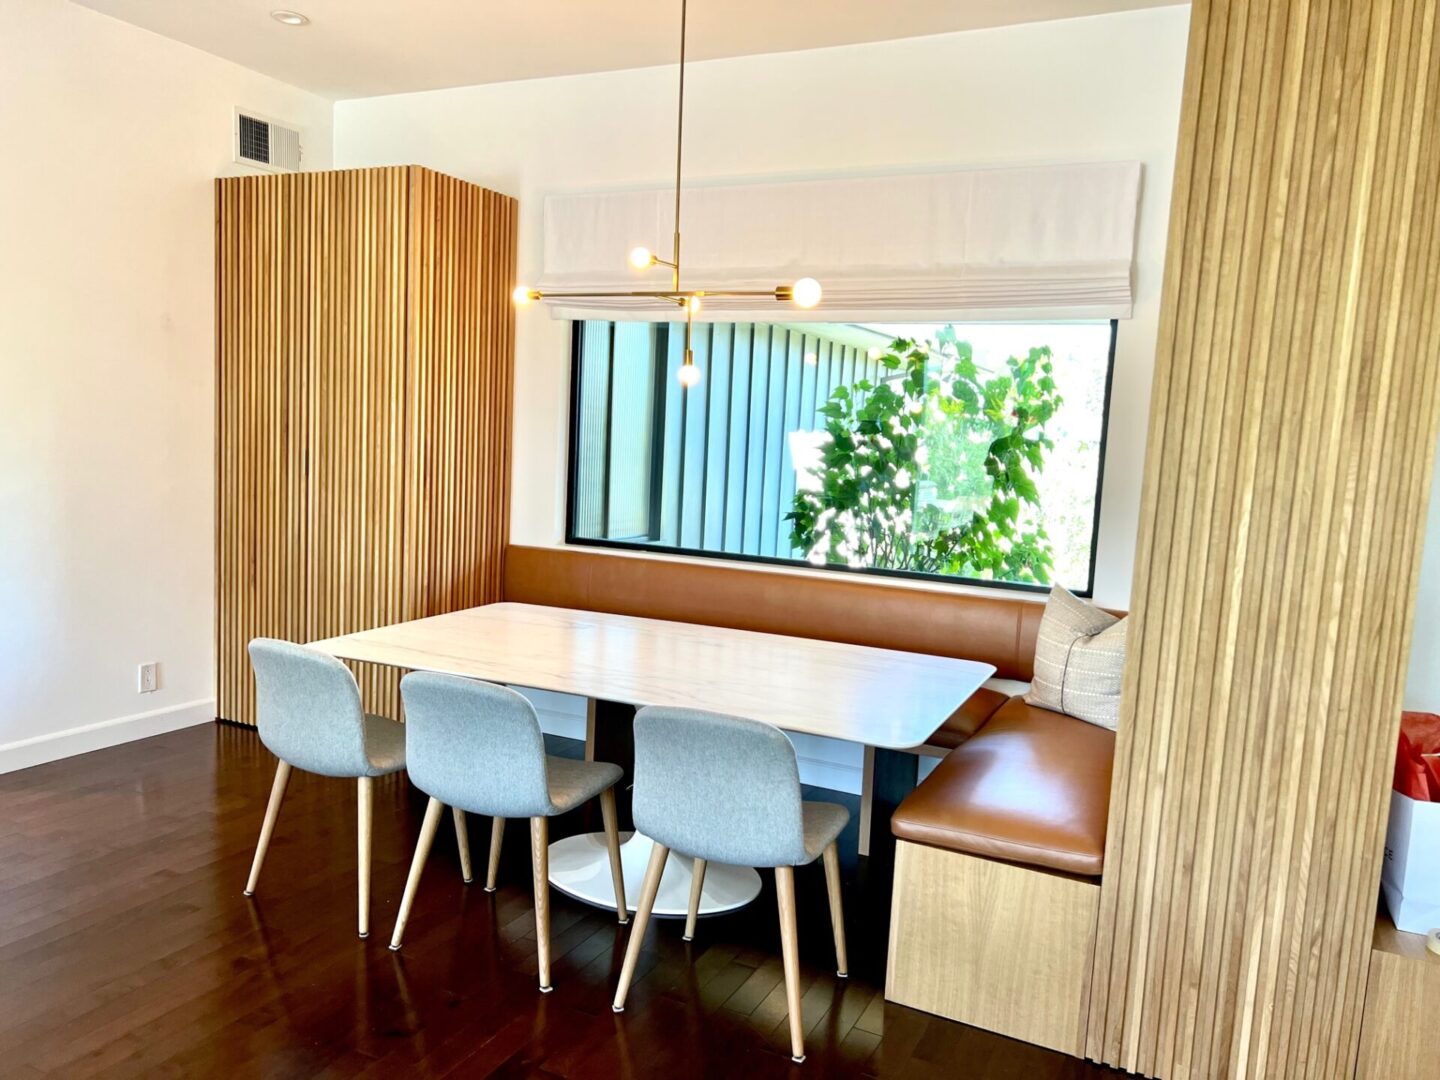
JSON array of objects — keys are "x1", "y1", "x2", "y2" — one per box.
[{"x1": 270, "y1": 10, "x2": 309, "y2": 26}]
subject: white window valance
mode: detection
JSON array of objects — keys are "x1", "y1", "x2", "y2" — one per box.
[{"x1": 537, "y1": 161, "x2": 1142, "y2": 322}]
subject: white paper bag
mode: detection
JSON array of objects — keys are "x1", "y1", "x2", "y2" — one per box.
[{"x1": 1381, "y1": 788, "x2": 1440, "y2": 934}]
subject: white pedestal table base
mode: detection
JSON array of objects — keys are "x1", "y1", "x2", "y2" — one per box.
[{"x1": 548, "y1": 830, "x2": 761, "y2": 918}]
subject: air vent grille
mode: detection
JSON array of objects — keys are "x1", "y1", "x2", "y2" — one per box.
[
  {"x1": 238, "y1": 114, "x2": 270, "y2": 165},
  {"x1": 234, "y1": 109, "x2": 302, "y2": 172}
]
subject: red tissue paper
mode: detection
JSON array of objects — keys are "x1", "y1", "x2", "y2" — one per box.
[{"x1": 1395, "y1": 712, "x2": 1440, "y2": 802}]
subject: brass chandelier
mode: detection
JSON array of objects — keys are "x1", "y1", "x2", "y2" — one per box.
[{"x1": 512, "y1": 0, "x2": 822, "y2": 387}]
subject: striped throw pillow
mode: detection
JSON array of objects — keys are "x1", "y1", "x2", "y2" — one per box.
[{"x1": 1025, "y1": 586, "x2": 1128, "y2": 730}]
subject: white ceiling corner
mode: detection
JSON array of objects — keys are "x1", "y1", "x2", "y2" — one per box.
[{"x1": 70, "y1": 0, "x2": 1187, "y2": 100}]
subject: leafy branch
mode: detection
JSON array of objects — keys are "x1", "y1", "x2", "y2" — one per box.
[{"x1": 786, "y1": 326, "x2": 1062, "y2": 583}]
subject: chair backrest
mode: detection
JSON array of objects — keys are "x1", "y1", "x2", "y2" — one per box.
[
  {"x1": 399, "y1": 672, "x2": 553, "y2": 817},
  {"x1": 248, "y1": 639, "x2": 370, "y2": 778},
  {"x1": 632, "y1": 706, "x2": 807, "y2": 868}
]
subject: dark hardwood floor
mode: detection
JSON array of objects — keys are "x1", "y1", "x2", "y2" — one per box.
[{"x1": 0, "y1": 724, "x2": 1119, "y2": 1078}]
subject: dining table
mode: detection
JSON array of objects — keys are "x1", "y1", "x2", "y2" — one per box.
[{"x1": 310, "y1": 601, "x2": 994, "y2": 918}]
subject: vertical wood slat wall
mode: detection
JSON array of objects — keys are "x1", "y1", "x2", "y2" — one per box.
[
  {"x1": 1085, "y1": 2, "x2": 1440, "y2": 1078},
  {"x1": 216, "y1": 166, "x2": 517, "y2": 727}
]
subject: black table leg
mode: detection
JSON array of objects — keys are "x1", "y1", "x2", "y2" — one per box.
[
  {"x1": 867, "y1": 747, "x2": 919, "y2": 875},
  {"x1": 858, "y1": 747, "x2": 920, "y2": 972},
  {"x1": 588, "y1": 698, "x2": 638, "y2": 831}
]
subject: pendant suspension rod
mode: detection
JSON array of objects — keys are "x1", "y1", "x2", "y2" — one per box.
[
  {"x1": 672, "y1": 0, "x2": 686, "y2": 294},
  {"x1": 512, "y1": 0, "x2": 818, "y2": 346},
  {"x1": 684, "y1": 295, "x2": 693, "y2": 364}
]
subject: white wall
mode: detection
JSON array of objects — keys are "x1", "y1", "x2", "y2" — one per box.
[
  {"x1": 1406, "y1": 442, "x2": 1440, "y2": 711},
  {"x1": 8, "y1": 0, "x2": 1436, "y2": 785},
  {"x1": 0, "y1": 0, "x2": 332, "y2": 771},
  {"x1": 335, "y1": 5, "x2": 1192, "y2": 611},
  {"x1": 333, "y1": 7, "x2": 1191, "y2": 789}
]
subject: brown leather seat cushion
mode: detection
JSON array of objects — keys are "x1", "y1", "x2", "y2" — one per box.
[
  {"x1": 891, "y1": 697, "x2": 1115, "y2": 876},
  {"x1": 927, "y1": 686, "x2": 1012, "y2": 750}
]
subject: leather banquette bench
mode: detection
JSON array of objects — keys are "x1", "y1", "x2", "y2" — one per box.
[
  {"x1": 885, "y1": 697, "x2": 1115, "y2": 1055},
  {"x1": 504, "y1": 545, "x2": 1117, "y2": 1055}
]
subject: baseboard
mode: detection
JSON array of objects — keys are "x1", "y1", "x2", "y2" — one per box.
[
  {"x1": 0, "y1": 699, "x2": 215, "y2": 775},
  {"x1": 796, "y1": 755, "x2": 863, "y2": 795},
  {"x1": 530, "y1": 703, "x2": 589, "y2": 742}
]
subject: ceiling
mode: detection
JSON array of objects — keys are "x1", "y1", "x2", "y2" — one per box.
[{"x1": 72, "y1": 0, "x2": 1186, "y2": 100}]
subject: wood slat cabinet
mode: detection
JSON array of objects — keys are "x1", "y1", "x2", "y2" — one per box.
[{"x1": 216, "y1": 166, "x2": 516, "y2": 726}]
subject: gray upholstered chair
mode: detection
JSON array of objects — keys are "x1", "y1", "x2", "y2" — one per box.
[
  {"x1": 389, "y1": 672, "x2": 629, "y2": 992},
  {"x1": 612, "y1": 706, "x2": 850, "y2": 1064},
  {"x1": 245, "y1": 638, "x2": 463, "y2": 940}
]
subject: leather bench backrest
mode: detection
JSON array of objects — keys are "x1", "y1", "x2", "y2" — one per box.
[{"x1": 502, "y1": 546, "x2": 1118, "y2": 683}]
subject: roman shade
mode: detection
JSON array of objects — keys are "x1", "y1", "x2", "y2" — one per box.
[{"x1": 537, "y1": 161, "x2": 1141, "y2": 322}]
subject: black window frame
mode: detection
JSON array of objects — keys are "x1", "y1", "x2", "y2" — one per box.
[{"x1": 564, "y1": 318, "x2": 1119, "y2": 598}]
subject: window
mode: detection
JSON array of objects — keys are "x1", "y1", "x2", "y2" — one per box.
[{"x1": 566, "y1": 319, "x2": 1116, "y2": 593}]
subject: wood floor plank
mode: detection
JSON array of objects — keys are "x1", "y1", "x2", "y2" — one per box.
[{"x1": 0, "y1": 725, "x2": 1122, "y2": 1078}]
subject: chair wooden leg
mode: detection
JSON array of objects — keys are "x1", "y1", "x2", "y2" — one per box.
[
  {"x1": 357, "y1": 776, "x2": 374, "y2": 939},
  {"x1": 453, "y1": 806, "x2": 473, "y2": 884},
  {"x1": 389, "y1": 797, "x2": 443, "y2": 950},
  {"x1": 599, "y1": 788, "x2": 628, "y2": 924},
  {"x1": 485, "y1": 816, "x2": 504, "y2": 892},
  {"x1": 822, "y1": 842, "x2": 848, "y2": 977},
  {"x1": 613, "y1": 842, "x2": 670, "y2": 1013},
  {"x1": 775, "y1": 866, "x2": 806, "y2": 1063},
  {"x1": 244, "y1": 760, "x2": 291, "y2": 896},
  {"x1": 684, "y1": 858, "x2": 708, "y2": 942},
  {"x1": 531, "y1": 817, "x2": 553, "y2": 992}
]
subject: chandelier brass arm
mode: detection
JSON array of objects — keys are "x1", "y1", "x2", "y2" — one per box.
[{"x1": 513, "y1": 287, "x2": 798, "y2": 304}]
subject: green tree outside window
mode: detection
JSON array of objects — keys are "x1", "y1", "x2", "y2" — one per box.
[{"x1": 786, "y1": 326, "x2": 1064, "y2": 584}]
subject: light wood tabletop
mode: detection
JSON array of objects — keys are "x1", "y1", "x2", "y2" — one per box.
[{"x1": 309, "y1": 602, "x2": 994, "y2": 749}]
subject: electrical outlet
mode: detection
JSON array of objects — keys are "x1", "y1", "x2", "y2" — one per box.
[{"x1": 138, "y1": 662, "x2": 159, "y2": 694}]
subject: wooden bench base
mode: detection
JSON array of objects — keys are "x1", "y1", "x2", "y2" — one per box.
[
  {"x1": 1356, "y1": 913, "x2": 1440, "y2": 1079},
  {"x1": 885, "y1": 839, "x2": 1099, "y2": 1057}
]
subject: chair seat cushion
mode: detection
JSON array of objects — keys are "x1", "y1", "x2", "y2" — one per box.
[
  {"x1": 361, "y1": 714, "x2": 407, "y2": 776},
  {"x1": 546, "y1": 756, "x2": 624, "y2": 814},
  {"x1": 892, "y1": 698, "x2": 1114, "y2": 877},
  {"x1": 801, "y1": 801, "x2": 850, "y2": 862}
]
